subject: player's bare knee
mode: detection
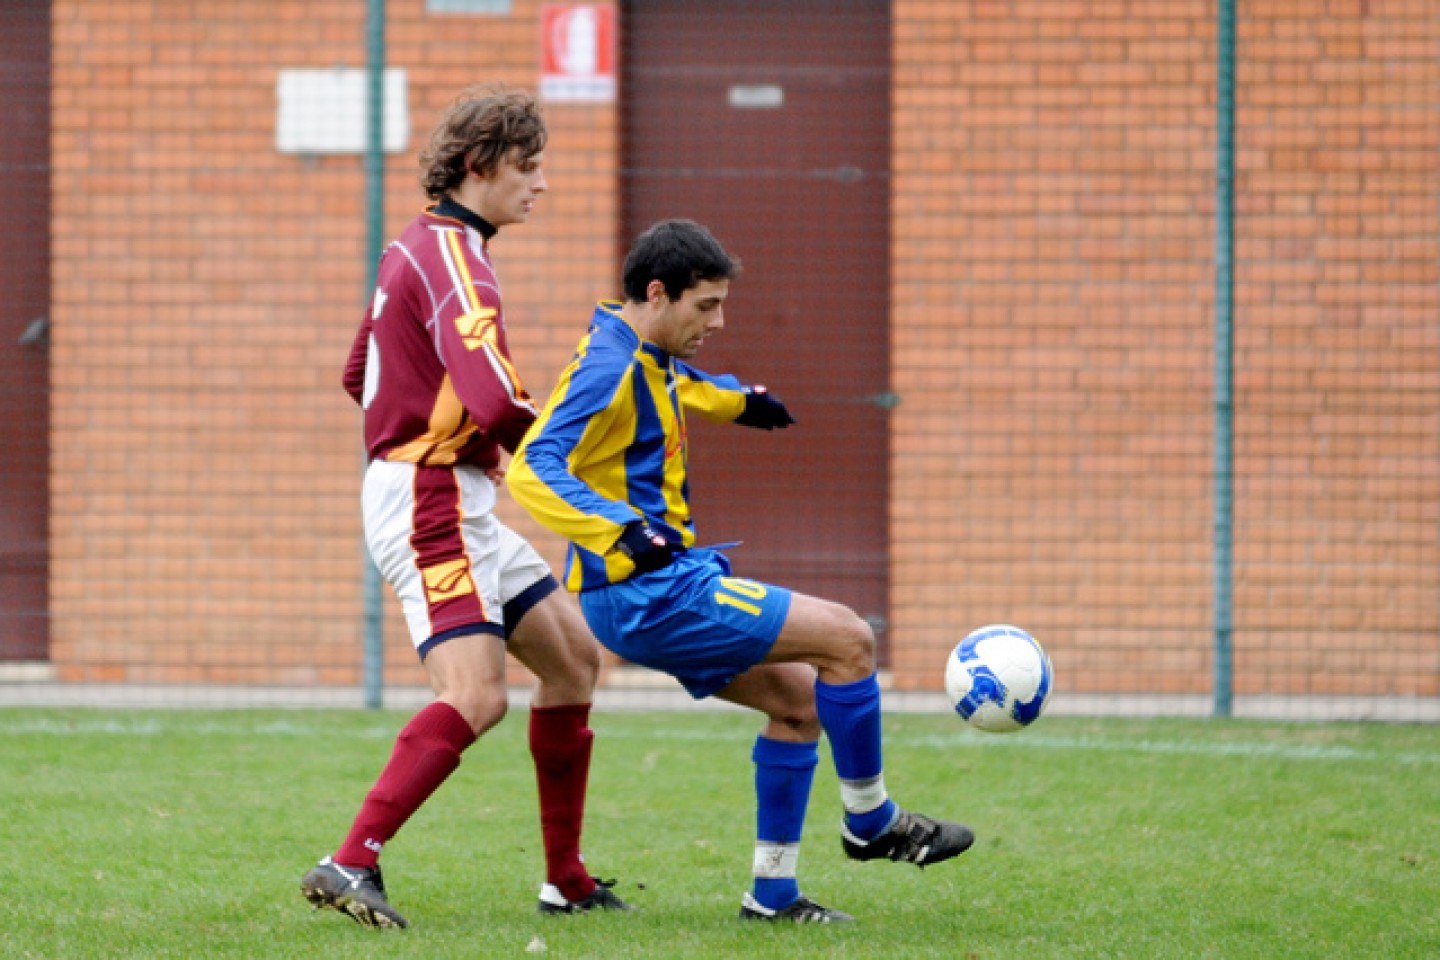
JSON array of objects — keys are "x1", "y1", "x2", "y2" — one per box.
[
  {"x1": 772, "y1": 707, "x2": 821, "y2": 741},
  {"x1": 532, "y1": 638, "x2": 601, "y2": 701},
  {"x1": 763, "y1": 686, "x2": 822, "y2": 740},
  {"x1": 570, "y1": 638, "x2": 602, "y2": 690},
  {"x1": 446, "y1": 687, "x2": 508, "y2": 735},
  {"x1": 832, "y1": 609, "x2": 877, "y2": 679}
]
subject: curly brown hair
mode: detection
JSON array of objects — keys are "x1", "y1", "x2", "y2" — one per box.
[{"x1": 419, "y1": 85, "x2": 547, "y2": 200}]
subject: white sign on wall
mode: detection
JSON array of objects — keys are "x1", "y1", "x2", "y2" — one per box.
[
  {"x1": 427, "y1": 0, "x2": 511, "y2": 11},
  {"x1": 540, "y1": 5, "x2": 616, "y2": 103},
  {"x1": 275, "y1": 68, "x2": 409, "y2": 155}
]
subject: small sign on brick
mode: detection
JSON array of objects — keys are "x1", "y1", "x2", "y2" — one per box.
[
  {"x1": 275, "y1": 67, "x2": 409, "y2": 155},
  {"x1": 540, "y1": 5, "x2": 616, "y2": 103}
]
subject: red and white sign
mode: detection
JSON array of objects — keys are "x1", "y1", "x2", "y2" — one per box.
[{"x1": 540, "y1": 5, "x2": 616, "y2": 103}]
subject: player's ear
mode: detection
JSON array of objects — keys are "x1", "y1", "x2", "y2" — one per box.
[
  {"x1": 464, "y1": 147, "x2": 487, "y2": 179},
  {"x1": 465, "y1": 145, "x2": 505, "y2": 182},
  {"x1": 645, "y1": 279, "x2": 669, "y2": 306}
]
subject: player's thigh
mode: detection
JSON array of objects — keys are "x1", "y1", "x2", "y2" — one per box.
[
  {"x1": 364, "y1": 460, "x2": 507, "y2": 650},
  {"x1": 506, "y1": 588, "x2": 601, "y2": 705},
  {"x1": 763, "y1": 591, "x2": 875, "y2": 679},
  {"x1": 579, "y1": 558, "x2": 791, "y2": 699},
  {"x1": 492, "y1": 521, "x2": 599, "y2": 702},
  {"x1": 715, "y1": 661, "x2": 820, "y2": 740}
]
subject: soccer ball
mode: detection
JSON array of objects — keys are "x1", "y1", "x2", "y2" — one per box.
[{"x1": 944, "y1": 624, "x2": 1053, "y2": 733}]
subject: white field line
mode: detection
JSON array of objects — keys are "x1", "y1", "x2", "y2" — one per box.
[
  {"x1": 2, "y1": 715, "x2": 1437, "y2": 766},
  {"x1": 603, "y1": 726, "x2": 1440, "y2": 765},
  {"x1": 0, "y1": 717, "x2": 401, "y2": 739}
]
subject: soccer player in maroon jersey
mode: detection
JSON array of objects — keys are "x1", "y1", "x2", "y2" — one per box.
[{"x1": 301, "y1": 86, "x2": 628, "y2": 929}]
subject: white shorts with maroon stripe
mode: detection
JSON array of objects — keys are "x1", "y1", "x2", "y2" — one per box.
[{"x1": 362, "y1": 459, "x2": 553, "y2": 657}]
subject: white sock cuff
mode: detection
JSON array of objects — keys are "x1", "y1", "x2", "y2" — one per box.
[
  {"x1": 839, "y1": 773, "x2": 889, "y2": 814},
  {"x1": 753, "y1": 842, "x2": 801, "y2": 879}
]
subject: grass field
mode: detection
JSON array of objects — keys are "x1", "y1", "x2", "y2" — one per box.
[{"x1": 4, "y1": 707, "x2": 1438, "y2": 959}]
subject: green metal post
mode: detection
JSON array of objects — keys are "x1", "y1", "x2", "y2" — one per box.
[
  {"x1": 362, "y1": 0, "x2": 386, "y2": 709},
  {"x1": 1212, "y1": 0, "x2": 1236, "y2": 717}
]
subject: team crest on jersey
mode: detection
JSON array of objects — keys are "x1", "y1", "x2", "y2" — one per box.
[
  {"x1": 455, "y1": 307, "x2": 498, "y2": 351},
  {"x1": 664, "y1": 423, "x2": 688, "y2": 462},
  {"x1": 421, "y1": 558, "x2": 475, "y2": 603}
]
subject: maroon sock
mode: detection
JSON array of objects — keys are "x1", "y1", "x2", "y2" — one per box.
[
  {"x1": 530, "y1": 703, "x2": 596, "y2": 902},
  {"x1": 334, "y1": 701, "x2": 477, "y2": 869}
]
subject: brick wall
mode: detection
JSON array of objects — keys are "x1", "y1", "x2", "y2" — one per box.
[
  {"x1": 1232, "y1": 1, "x2": 1439, "y2": 695},
  {"x1": 50, "y1": 0, "x2": 612, "y2": 687},
  {"x1": 890, "y1": 0, "x2": 1439, "y2": 696},
  {"x1": 50, "y1": 1, "x2": 1438, "y2": 698}
]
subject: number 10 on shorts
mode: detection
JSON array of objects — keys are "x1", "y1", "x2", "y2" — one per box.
[{"x1": 715, "y1": 577, "x2": 767, "y2": 616}]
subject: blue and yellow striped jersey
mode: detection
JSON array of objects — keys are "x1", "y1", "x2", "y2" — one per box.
[{"x1": 509, "y1": 301, "x2": 749, "y2": 591}]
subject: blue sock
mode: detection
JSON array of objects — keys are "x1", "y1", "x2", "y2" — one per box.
[
  {"x1": 815, "y1": 672, "x2": 898, "y2": 842},
  {"x1": 751, "y1": 736, "x2": 818, "y2": 911}
]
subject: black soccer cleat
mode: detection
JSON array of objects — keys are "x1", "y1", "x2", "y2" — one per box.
[
  {"x1": 301, "y1": 856, "x2": 409, "y2": 929},
  {"x1": 841, "y1": 808, "x2": 975, "y2": 867},
  {"x1": 537, "y1": 876, "x2": 633, "y2": 915},
  {"x1": 739, "y1": 891, "x2": 855, "y2": 923}
]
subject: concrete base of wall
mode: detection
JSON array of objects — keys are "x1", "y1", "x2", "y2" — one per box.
[
  {"x1": 0, "y1": 661, "x2": 56, "y2": 682},
  {"x1": 0, "y1": 681, "x2": 1435, "y2": 722}
]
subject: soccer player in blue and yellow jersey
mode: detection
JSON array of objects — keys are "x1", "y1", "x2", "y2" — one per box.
[
  {"x1": 301, "y1": 86, "x2": 628, "y2": 929},
  {"x1": 509, "y1": 219, "x2": 974, "y2": 923}
]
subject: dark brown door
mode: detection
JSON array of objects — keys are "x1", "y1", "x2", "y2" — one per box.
[
  {"x1": 621, "y1": 1, "x2": 892, "y2": 650},
  {"x1": 0, "y1": 0, "x2": 51, "y2": 661}
]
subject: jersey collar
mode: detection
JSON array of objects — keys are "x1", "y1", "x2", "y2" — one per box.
[
  {"x1": 592, "y1": 301, "x2": 671, "y2": 365},
  {"x1": 430, "y1": 197, "x2": 498, "y2": 240}
]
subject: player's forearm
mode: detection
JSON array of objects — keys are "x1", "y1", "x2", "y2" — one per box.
[
  {"x1": 342, "y1": 323, "x2": 372, "y2": 406},
  {"x1": 508, "y1": 448, "x2": 635, "y2": 555},
  {"x1": 489, "y1": 405, "x2": 538, "y2": 454},
  {"x1": 452, "y1": 378, "x2": 539, "y2": 453},
  {"x1": 676, "y1": 366, "x2": 748, "y2": 423}
]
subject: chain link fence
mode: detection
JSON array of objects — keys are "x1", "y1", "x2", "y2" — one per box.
[{"x1": 1, "y1": 1, "x2": 1435, "y2": 720}]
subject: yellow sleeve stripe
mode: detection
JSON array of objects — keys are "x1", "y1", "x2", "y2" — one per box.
[
  {"x1": 510, "y1": 362, "x2": 634, "y2": 556},
  {"x1": 443, "y1": 230, "x2": 484, "y2": 314},
  {"x1": 441, "y1": 229, "x2": 530, "y2": 404},
  {"x1": 677, "y1": 375, "x2": 746, "y2": 422}
]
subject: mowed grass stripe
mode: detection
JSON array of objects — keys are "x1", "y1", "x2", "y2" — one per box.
[{"x1": 6, "y1": 710, "x2": 1440, "y2": 764}]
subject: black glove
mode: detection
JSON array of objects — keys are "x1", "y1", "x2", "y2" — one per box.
[
  {"x1": 735, "y1": 385, "x2": 795, "y2": 430},
  {"x1": 615, "y1": 520, "x2": 682, "y2": 574}
]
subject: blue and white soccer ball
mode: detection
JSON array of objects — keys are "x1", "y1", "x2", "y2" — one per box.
[{"x1": 944, "y1": 624, "x2": 1053, "y2": 733}]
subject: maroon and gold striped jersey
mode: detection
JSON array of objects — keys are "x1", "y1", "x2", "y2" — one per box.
[{"x1": 343, "y1": 202, "x2": 538, "y2": 468}]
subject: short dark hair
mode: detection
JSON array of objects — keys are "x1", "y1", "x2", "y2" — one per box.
[
  {"x1": 622, "y1": 219, "x2": 740, "y2": 302},
  {"x1": 419, "y1": 85, "x2": 547, "y2": 200}
]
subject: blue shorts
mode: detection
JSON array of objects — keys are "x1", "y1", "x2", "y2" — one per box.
[{"x1": 579, "y1": 548, "x2": 793, "y2": 699}]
